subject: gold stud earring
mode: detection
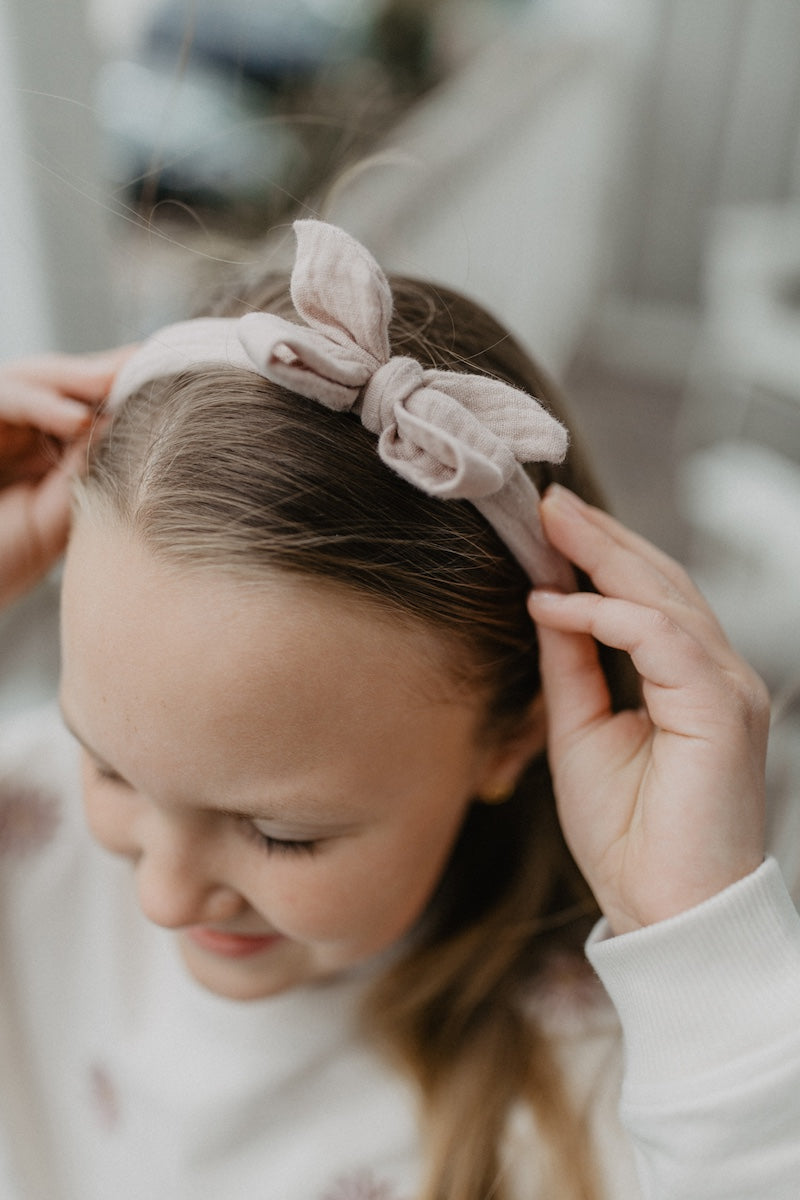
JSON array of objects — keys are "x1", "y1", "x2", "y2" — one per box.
[{"x1": 479, "y1": 784, "x2": 513, "y2": 806}]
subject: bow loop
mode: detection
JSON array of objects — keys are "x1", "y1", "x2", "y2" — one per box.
[
  {"x1": 381, "y1": 400, "x2": 508, "y2": 498},
  {"x1": 363, "y1": 368, "x2": 566, "y2": 501},
  {"x1": 238, "y1": 312, "x2": 376, "y2": 411},
  {"x1": 291, "y1": 220, "x2": 393, "y2": 362}
]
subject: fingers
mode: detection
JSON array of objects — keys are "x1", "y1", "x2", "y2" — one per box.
[
  {"x1": 530, "y1": 487, "x2": 770, "y2": 736},
  {"x1": 0, "y1": 443, "x2": 83, "y2": 608},
  {"x1": 5, "y1": 346, "x2": 136, "y2": 403},
  {"x1": 26, "y1": 452, "x2": 79, "y2": 569},
  {"x1": 0, "y1": 346, "x2": 136, "y2": 438},
  {"x1": 541, "y1": 485, "x2": 703, "y2": 603},
  {"x1": 530, "y1": 579, "x2": 770, "y2": 745},
  {"x1": 539, "y1": 485, "x2": 729, "y2": 649},
  {"x1": 531, "y1": 590, "x2": 705, "y2": 689},
  {"x1": 0, "y1": 384, "x2": 94, "y2": 440},
  {"x1": 533, "y1": 617, "x2": 612, "y2": 753}
]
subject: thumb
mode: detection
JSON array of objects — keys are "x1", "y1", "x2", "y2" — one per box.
[
  {"x1": 29, "y1": 442, "x2": 86, "y2": 560},
  {"x1": 0, "y1": 442, "x2": 86, "y2": 608}
]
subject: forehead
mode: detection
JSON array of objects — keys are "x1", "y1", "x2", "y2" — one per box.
[{"x1": 59, "y1": 517, "x2": 482, "y2": 804}]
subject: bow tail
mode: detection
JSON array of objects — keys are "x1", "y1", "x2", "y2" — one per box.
[{"x1": 473, "y1": 472, "x2": 575, "y2": 591}]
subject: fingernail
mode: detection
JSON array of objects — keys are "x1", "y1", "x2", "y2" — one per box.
[
  {"x1": 63, "y1": 399, "x2": 93, "y2": 424},
  {"x1": 545, "y1": 483, "x2": 583, "y2": 510},
  {"x1": 528, "y1": 589, "x2": 567, "y2": 607}
]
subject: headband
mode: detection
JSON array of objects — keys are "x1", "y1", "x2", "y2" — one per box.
[{"x1": 109, "y1": 220, "x2": 573, "y2": 588}]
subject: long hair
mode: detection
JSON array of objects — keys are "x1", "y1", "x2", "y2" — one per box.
[{"x1": 80, "y1": 269, "x2": 636, "y2": 1200}]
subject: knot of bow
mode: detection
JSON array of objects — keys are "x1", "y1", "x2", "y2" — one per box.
[{"x1": 236, "y1": 220, "x2": 568, "y2": 502}]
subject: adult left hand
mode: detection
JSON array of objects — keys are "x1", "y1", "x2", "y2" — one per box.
[{"x1": 528, "y1": 484, "x2": 769, "y2": 936}]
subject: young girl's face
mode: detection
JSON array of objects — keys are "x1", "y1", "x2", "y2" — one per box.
[{"x1": 59, "y1": 517, "x2": 529, "y2": 1001}]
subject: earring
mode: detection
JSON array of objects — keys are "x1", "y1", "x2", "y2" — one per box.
[{"x1": 479, "y1": 784, "x2": 513, "y2": 806}]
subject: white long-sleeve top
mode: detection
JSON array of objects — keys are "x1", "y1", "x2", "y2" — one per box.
[{"x1": 1, "y1": 704, "x2": 798, "y2": 1200}]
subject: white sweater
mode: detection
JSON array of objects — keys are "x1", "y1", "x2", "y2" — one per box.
[{"x1": 1, "y1": 705, "x2": 799, "y2": 1200}]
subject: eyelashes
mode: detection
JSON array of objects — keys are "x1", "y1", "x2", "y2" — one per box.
[
  {"x1": 243, "y1": 822, "x2": 321, "y2": 857},
  {"x1": 90, "y1": 760, "x2": 322, "y2": 858},
  {"x1": 255, "y1": 835, "x2": 321, "y2": 854}
]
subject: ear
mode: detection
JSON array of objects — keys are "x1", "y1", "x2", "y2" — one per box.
[{"x1": 476, "y1": 693, "x2": 547, "y2": 803}]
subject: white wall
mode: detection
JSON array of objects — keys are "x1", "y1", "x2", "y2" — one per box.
[
  {"x1": 610, "y1": 0, "x2": 800, "y2": 309},
  {"x1": 327, "y1": 21, "x2": 633, "y2": 378},
  {"x1": 0, "y1": 0, "x2": 116, "y2": 356}
]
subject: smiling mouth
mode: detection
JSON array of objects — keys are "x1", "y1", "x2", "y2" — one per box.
[{"x1": 185, "y1": 927, "x2": 284, "y2": 958}]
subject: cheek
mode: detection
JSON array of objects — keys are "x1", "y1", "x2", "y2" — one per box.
[{"x1": 253, "y1": 826, "x2": 460, "y2": 950}]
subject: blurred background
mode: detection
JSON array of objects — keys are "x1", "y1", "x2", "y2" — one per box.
[{"x1": 1, "y1": 0, "x2": 799, "y2": 780}]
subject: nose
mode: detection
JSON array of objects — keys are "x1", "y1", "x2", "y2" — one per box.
[
  {"x1": 133, "y1": 828, "x2": 246, "y2": 930},
  {"x1": 136, "y1": 866, "x2": 244, "y2": 929}
]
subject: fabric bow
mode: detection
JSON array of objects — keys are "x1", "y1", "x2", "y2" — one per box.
[
  {"x1": 238, "y1": 221, "x2": 568, "y2": 505},
  {"x1": 108, "y1": 220, "x2": 573, "y2": 587}
]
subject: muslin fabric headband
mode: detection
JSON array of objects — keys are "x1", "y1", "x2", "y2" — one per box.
[{"x1": 109, "y1": 220, "x2": 573, "y2": 588}]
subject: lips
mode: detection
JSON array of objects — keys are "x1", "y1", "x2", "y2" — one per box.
[{"x1": 185, "y1": 926, "x2": 283, "y2": 958}]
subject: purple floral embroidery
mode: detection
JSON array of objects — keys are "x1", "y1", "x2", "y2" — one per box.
[
  {"x1": 320, "y1": 1169, "x2": 402, "y2": 1200},
  {"x1": 0, "y1": 785, "x2": 60, "y2": 857},
  {"x1": 526, "y1": 950, "x2": 610, "y2": 1037},
  {"x1": 88, "y1": 1062, "x2": 121, "y2": 1131}
]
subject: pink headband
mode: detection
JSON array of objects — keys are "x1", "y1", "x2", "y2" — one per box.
[{"x1": 109, "y1": 220, "x2": 573, "y2": 588}]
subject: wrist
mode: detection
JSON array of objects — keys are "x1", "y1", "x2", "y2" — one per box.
[
  {"x1": 598, "y1": 852, "x2": 767, "y2": 936},
  {"x1": 586, "y1": 858, "x2": 800, "y2": 1083}
]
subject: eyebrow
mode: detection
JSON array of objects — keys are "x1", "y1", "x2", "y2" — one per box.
[{"x1": 58, "y1": 700, "x2": 359, "y2": 830}]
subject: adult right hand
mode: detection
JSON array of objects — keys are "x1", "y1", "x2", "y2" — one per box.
[{"x1": 0, "y1": 348, "x2": 132, "y2": 610}]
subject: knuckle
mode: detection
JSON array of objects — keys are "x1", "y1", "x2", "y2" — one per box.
[
  {"x1": 662, "y1": 563, "x2": 694, "y2": 600},
  {"x1": 727, "y1": 672, "x2": 771, "y2": 730},
  {"x1": 647, "y1": 608, "x2": 682, "y2": 640},
  {"x1": 748, "y1": 678, "x2": 772, "y2": 728}
]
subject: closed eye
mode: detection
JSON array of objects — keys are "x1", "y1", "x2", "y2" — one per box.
[
  {"x1": 90, "y1": 759, "x2": 323, "y2": 857},
  {"x1": 261, "y1": 835, "x2": 320, "y2": 856},
  {"x1": 242, "y1": 819, "x2": 321, "y2": 857}
]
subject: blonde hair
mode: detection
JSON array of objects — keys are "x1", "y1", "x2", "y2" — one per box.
[{"x1": 82, "y1": 272, "x2": 636, "y2": 1200}]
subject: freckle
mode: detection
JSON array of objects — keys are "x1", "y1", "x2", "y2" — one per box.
[{"x1": 525, "y1": 950, "x2": 610, "y2": 1037}]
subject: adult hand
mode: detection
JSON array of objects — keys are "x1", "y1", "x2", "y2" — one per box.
[
  {"x1": 528, "y1": 485, "x2": 769, "y2": 936},
  {"x1": 0, "y1": 348, "x2": 132, "y2": 610}
]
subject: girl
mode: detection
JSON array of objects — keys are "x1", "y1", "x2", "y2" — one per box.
[{"x1": 0, "y1": 220, "x2": 798, "y2": 1200}]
